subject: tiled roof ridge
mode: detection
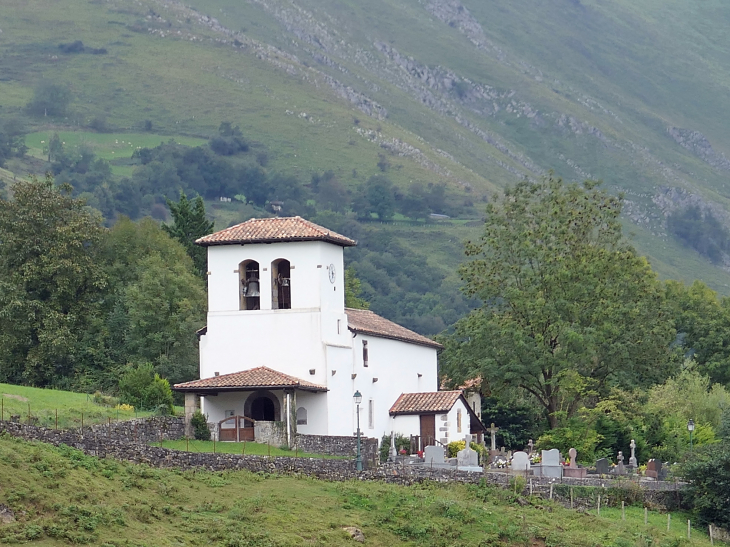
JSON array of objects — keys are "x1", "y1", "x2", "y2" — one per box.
[
  {"x1": 389, "y1": 390, "x2": 464, "y2": 415},
  {"x1": 195, "y1": 216, "x2": 356, "y2": 247},
  {"x1": 173, "y1": 366, "x2": 327, "y2": 392},
  {"x1": 344, "y1": 308, "x2": 443, "y2": 350}
]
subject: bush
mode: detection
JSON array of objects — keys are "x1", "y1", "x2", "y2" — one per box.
[
  {"x1": 680, "y1": 441, "x2": 730, "y2": 529},
  {"x1": 191, "y1": 411, "x2": 210, "y2": 441},
  {"x1": 118, "y1": 363, "x2": 174, "y2": 413}
]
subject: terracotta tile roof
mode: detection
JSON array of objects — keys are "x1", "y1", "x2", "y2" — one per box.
[
  {"x1": 195, "y1": 216, "x2": 357, "y2": 247},
  {"x1": 345, "y1": 308, "x2": 443, "y2": 349},
  {"x1": 389, "y1": 391, "x2": 463, "y2": 415},
  {"x1": 173, "y1": 366, "x2": 328, "y2": 392}
]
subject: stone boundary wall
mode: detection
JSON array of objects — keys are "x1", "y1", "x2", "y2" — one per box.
[
  {"x1": 0, "y1": 420, "x2": 685, "y2": 508},
  {"x1": 295, "y1": 434, "x2": 379, "y2": 464},
  {"x1": 86, "y1": 416, "x2": 185, "y2": 443}
]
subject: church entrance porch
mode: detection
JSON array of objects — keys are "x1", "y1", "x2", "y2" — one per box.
[{"x1": 173, "y1": 366, "x2": 329, "y2": 445}]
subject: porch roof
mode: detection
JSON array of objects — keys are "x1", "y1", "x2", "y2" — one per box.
[
  {"x1": 389, "y1": 391, "x2": 487, "y2": 433},
  {"x1": 173, "y1": 366, "x2": 328, "y2": 393}
]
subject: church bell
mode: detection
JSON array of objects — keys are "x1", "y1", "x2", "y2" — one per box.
[{"x1": 244, "y1": 278, "x2": 260, "y2": 297}]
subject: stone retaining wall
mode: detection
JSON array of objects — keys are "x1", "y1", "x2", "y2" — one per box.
[
  {"x1": 0, "y1": 420, "x2": 684, "y2": 508},
  {"x1": 86, "y1": 416, "x2": 185, "y2": 443},
  {"x1": 295, "y1": 434, "x2": 379, "y2": 464}
]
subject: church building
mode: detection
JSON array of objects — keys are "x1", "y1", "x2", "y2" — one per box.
[{"x1": 173, "y1": 216, "x2": 484, "y2": 448}]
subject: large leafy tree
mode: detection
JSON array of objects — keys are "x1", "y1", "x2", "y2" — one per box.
[
  {"x1": 100, "y1": 217, "x2": 206, "y2": 386},
  {"x1": 665, "y1": 279, "x2": 730, "y2": 386},
  {"x1": 0, "y1": 175, "x2": 107, "y2": 386},
  {"x1": 440, "y1": 176, "x2": 675, "y2": 428},
  {"x1": 163, "y1": 191, "x2": 213, "y2": 277}
]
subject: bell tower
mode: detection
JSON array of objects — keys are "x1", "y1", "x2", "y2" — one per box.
[{"x1": 195, "y1": 217, "x2": 356, "y2": 386}]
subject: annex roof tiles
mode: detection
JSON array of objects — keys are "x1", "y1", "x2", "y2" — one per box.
[
  {"x1": 173, "y1": 366, "x2": 328, "y2": 392},
  {"x1": 389, "y1": 391, "x2": 463, "y2": 415},
  {"x1": 345, "y1": 308, "x2": 443, "y2": 349},
  {"x1": 195, "y1": 216, "x2": 357, "y2": 247}
]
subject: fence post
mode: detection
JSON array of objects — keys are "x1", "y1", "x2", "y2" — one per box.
[
  {"x1": 687, "y1": 520, "x2": 691, "y2": 539},
  {"x1": 243, "y1": 441, "x2": 246, "y2": 456},
  {"x1": 27, "y1": 403, "x2": 31, "y2": 425},
  {"x1": 570, "y1": 487, "x2": 573, "y2": 509},
  {"x1": 667, "y1": 514, "x2": 671, "y2": 531},
  {"x1": 55, "y1": 409, "x2": 58, "y2": 430},
  {"x1": 549, "y1": 483, "x2": 553, "y2": 500},
  {"x1": 622, "y1": 501, "x2": 625, "y2": 520},
  {"x1": 1, "y1": 398, "x2": 3, "y2": 421},
  {"x1": 597, "y1": 495, "x2": 601, "y2": 516},
  {"x1": 710, "y1": 524, "x2": 714, "y2": 545},
  {"x1": 644, "y1": 507, "x2": 648, "y2": 525},
  {"x1": 186, "y1": 437, "x2": 189, "y2": 452}
]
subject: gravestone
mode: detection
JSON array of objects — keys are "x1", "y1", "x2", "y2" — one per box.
[
  {"x1": 534, "y1": 448, "x2": 562, "y2": 478},
  {"x1": 628, "y1": 439, "x2": 638, "y2": 468},
  {"x1": 457, "y1": 436, "x2": 479, "y2": 468},
  {"x1": 511, "y1": 451, "x2": 531, "y2": 474},
  {"x1": 487, "y1": 423, "x2": 499, "y2": 451},
  {"x1": 388, "y1": 431, "x2": 397, "y2": 463},
  {"x1": 424, "y1": 445, "x2": 445, "y2": 466},
  {"x1": 563, "y1": 447, "x2": 587, "y2": 478},
  {"x1": 527, "y1": 439, "x2": 534, "y2": 455},
  {"x1": 568, "y1": 447, "x2": 577, "y2": 468},
  {"x1": 595, "y1": 458, "x2": 610, "y2": 475},
  {"x1": 646, "y1": 459, "x2": 663, "y2": 480},
  {"x1": 657, "y1": 462, "x2": 669, "y2": 481},
  {"x1": 615, "y1": 451, "x2": 626, "y2": 475}
]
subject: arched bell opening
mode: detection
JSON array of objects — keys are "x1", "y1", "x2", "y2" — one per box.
[
  {"x1": 239, "y1": 260, "x2": 260, "y2": 310},
  {"x1": 271, "y1": 258, "x2": 291, "y2": 309}
]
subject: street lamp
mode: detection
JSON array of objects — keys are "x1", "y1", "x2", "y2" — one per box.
[
  {"x1": 354, "y1": 391, "x2": 363, "y2": 471},
  {"x1": 687, "y1": 419, "x2": 695, "y2": 451}
]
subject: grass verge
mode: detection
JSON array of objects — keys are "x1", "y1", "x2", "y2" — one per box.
[{"x1": 157, "y1": 439, "x2": 345, "y2": 459}]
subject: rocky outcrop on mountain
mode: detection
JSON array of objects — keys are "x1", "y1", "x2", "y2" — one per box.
[{"x1": 668, "y1": 127, "x2": 730, "y2": 171}]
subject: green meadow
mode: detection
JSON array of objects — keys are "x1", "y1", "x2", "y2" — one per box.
[{"x1": 0, "y1": 434, "x2": 716, "y2": 546}]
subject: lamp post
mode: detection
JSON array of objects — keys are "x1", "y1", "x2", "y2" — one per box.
[
  {"x1": 687, "y1": 419, "x2": 695, "y2": 452},
  {"x1": 354, "y1": 390, "x2": 363, "y2": 471}
]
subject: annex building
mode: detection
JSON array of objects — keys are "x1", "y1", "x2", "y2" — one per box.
[{"x1": 174, "y1": 216, "x2": 484, "y2": 448}]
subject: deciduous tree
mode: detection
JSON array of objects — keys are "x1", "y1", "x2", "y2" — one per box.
[{"x1": 440, "y1": 176, "x2": 675, "y2": 428}]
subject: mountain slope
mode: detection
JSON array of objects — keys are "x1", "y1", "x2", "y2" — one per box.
[{"x1": 3, "y1": 0, "x2": 730, "y2": 292}]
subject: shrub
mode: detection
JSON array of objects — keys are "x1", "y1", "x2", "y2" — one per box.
[
  {"x1": 118, "y1": 363, "x2": 174, "y2": 413},
  {"x1": 447, "y1": 440, "x2": 466, "y2": 458},
  {"x1": 680, "y1": 441, "x2": 730, "y2": 529},
  {"x1": 191, "y1": 411, "x2": 210, "y2": 441}
]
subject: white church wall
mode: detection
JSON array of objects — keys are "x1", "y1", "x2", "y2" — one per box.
[
  {"x1": 445, "y1": 399, "x2": 470, "y2": 445},
  {"x1": 294, "y1": 391, "x2": 328, "y2": 436},
  {"x1": 349, "y1": 334, "x2": 438, "y2": 440},
  {"x1": 391, "y1": 415, "x2": 420, "y2": 438},
  {"x1": 201, "y1": 391, "x2": 258, "y2": 424},
  {"x1": 325, "y1": 345, "x2": 356, "y2": 436},
  {"x1": 202, "y1": 310, "x2": 328, "y2": 383}
]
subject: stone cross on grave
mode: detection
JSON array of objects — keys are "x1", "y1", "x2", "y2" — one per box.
[
  {"x1": 487, "y1": 423, "x2": 499, "y2": 451},
  {"x1": 629, "y1": 439, "x2": 637, "y2": 467},
  {"x1": 527, "y1": 439, "x2": 534, "y2": 454}
]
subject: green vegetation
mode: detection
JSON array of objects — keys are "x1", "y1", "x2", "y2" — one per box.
[
  {"x1": 0, "y1": 383, "x2": 148, "y2": 429},
  {"x1": 157, "y1": 439, "x2": 342, "y2": 459},
  {"x1": 118, "y1": 364, "x2": 174, "y2": 415},
  {"x1": 0, "y1": 178, "x2": 205, "y2": 393},
  {"x1": 0, "y1": 435, "x2": 715, "y2": 546}
]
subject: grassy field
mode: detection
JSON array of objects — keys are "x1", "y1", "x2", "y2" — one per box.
[
  {"x1": 23, "y1": 131, "x2": 208, "y2": 175},
  {"x1": 158, "y1": 439, "x2": 344, "y2": 459},
  {"x1": 0, "y1": 383, "x2": 152, "y2": 429},
  {"x1": 0, "y1": 435, "x2": 716, "y2": 546}
]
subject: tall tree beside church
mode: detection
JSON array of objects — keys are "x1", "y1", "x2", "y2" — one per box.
[
  {"x1": 440, "y1": 176, "x2": 675, "y2": 428},
  {"x1": 0, "y1": 175, "x2": 107, "y2": 386},
  {"x1": 163, "y1": 191, "x2": 214, "y2": 277}
]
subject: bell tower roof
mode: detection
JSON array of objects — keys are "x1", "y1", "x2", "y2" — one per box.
[{"x1": 195, "y1": 216, "x2": 357, "y2": 248}]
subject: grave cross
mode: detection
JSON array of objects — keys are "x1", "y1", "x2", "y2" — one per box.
[
  {"x1": 527, "y1": 439, "x2": 534, "y2": 454},
  {"x1": 629, "y1": 439, "x2": 637, "y2": 467},
  {"x1": 487, "y1": 422, "x2": 500, "y2": 451}
]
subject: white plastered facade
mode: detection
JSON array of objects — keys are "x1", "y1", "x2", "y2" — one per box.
[{"x1": 198, "y1": 236, "x2": 441, "y2": 439}]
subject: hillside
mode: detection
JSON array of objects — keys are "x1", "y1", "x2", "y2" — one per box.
[
  {"x1": 0, "y1": 435, "x2": 715, "y2": 546},
  {"x1": 3, "y1": 0, "x2": 730, "y2": 301}
]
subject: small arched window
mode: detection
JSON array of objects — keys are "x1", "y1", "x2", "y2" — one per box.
[
  {"x1": 296, "y1": 407, "x2": 307, "y2": 425},
  {"x1": 239, "y1": 260, "x2": 260, "y2": 310},
  {"x1": 271, "y1": 259, "x2": 291, "y2": 309}
]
